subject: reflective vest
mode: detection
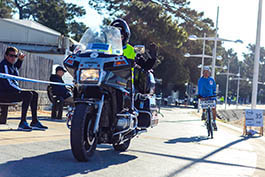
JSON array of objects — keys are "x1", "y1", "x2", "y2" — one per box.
[
  {"x1": 123, "y1": 44, "x2": 136, "y2": 84},
  {"x1": 123, "y1": 44, "x2": 136, "y2": 60}
]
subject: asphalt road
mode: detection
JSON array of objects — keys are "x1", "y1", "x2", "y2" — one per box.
[{"x1": 1, "y1": 107, "x2": 265, "y2": 177}]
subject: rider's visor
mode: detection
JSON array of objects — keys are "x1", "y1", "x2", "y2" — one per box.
[{"x1": 80, "y1": 69, "x2": 100, "y2": 82}]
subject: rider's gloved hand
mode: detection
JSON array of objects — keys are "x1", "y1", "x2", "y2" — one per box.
[{"x1": 135, "y1": 53, "x2": 146, "y2": 67}]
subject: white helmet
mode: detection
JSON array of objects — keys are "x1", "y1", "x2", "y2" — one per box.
[{"x1": 203, "y1": 66, "x2": 211, "y2": 72}]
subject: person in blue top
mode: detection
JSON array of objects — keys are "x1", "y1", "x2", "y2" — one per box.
[{"x1": 198, "y1": 66, "x2": 217, "y2": 131}]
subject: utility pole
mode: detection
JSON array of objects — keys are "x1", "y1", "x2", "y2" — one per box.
[
  {"x1": 211, "y1": 6, "x2": 219, "y2": 79},
  {"x1": 251, "y1": 0, "x2": 263, "y2": 109},
  {"x1": 201, "y1": 33, "x2": 206, "y2": 77},
  {"x1": 236, "y1": 67, "x2": 240, "y2": 109},
  {"x1": 225, "y1": 59, "x2": 230, "y2": 110}
]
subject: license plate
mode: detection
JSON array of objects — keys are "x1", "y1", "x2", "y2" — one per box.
[{"x1": 201, "y1": 100, "x2": 216, "y2": 109}]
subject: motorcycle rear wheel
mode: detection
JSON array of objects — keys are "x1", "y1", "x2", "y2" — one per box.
[{"x1": 71, "y1": 103, "x2": 97, "y2": 162}]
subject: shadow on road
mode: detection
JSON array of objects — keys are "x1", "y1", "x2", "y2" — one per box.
[
  {"x1": 0, "y1": 147, "x2": 137, "y2": 177},
  {"x1": 131, "y1": 136, "x2": 265, "y2": 177},
  {"x1": 0, "y1": 129, "x2": 33, "y2": 132},
  {"x1": 165, "y1": 136, "x2": 209, "y2": 144},
  {"x1": 7, "y1": 116, "x2": 67, "y2": 123}
]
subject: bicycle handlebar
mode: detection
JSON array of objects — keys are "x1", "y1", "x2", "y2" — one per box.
[{"x1": 197, "y1": 95, "x2": 217, "y2": 99}]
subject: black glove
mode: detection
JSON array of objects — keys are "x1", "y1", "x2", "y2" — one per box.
[{"x1": 135, "y1": 53, "x2": 146, "y2": 68}]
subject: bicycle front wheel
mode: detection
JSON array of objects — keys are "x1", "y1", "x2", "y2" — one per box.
[{"x1": 207, "y1": 109, "x2": 213, "y2": 139}]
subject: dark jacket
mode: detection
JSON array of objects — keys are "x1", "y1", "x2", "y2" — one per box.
[
  {"x1": 135, "y1": 43, "x2": 157, "y2": 71},
  {"x1": 0, "y1": 58, "x2": 23, "y2": 94},
  {"x1": 135, "y1": 53, "x2": 156, "y2": 71},
  {"x1": 49, "y1": 74, "x2": 70, "y2": 99}
]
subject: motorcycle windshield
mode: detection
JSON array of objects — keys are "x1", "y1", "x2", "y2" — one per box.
[{"x1": 79, "y1": 26, "x2": 123, "y2": 56}]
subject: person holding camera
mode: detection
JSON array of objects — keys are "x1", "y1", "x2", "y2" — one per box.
[{"x1": 0, "y1": 47, "x2": 48, "y2": 130}]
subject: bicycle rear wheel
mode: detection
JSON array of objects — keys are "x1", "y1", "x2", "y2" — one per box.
[{"x1": 207, "y1": 109, "x2": 213, "y2": 139}]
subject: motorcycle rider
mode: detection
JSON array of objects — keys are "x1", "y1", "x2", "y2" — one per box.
[
  {"x1": 110, "y1": 18, "x2": 157, "y2": 75},
  {"x1": 110, "y1": 18, "x2": 157, "y2": 93},
  {"x1": 110, "y1": 18, "x2": 158, "y2": 129}
]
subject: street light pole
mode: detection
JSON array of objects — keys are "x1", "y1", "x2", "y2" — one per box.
[
  {"x1": 236, "y1": 67, "x2": 240, "y2": 109},
  {"x1": 251, "y1": 0, "x2": 263, "y2": 109},
  {"x1": 211, "y1": 6, "x2": 219, "y2": 79},
  {"x1": 225, "y1": 59, "x2": 230, "y2": 110},
  {"x1": 201, "y1": 33, "x2": 206, "y2": 77}
]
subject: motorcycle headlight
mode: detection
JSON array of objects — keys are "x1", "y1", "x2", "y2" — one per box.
[{"x1": 80, "y1": 69, "x2": 100, "y2": 82}]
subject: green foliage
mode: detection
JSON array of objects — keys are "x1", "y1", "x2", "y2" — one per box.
[
  {"x1": 241, "y1": 44, "x2": 265, "y2": 102},
  {"x1": 216, "y1": 49, "x2": 240, "y2": 97},
  {"x1": 69, "y1": 21, "x2": 88, "y2": 41},
  {"x1": 11, "y1": 0, "x2": 86, "y2": 36},
  {"x1": 13, "y1": 0, "x2": 33, "y2": 19},
  {"x1": 215, "y1": 46, "x2": 265, "y2": 104},
  {"x1": 0, "y1": 0, "x2": 13, "y2": 18},
  {"x1": 123, "y1": 1, "x2": 189, "y2": 94}
]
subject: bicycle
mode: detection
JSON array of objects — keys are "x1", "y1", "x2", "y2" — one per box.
[{"x1": 199, "y1": 96, "x2": 216, "y2": 139}]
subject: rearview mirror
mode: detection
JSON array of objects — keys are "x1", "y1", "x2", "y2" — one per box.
[{"x1": 134, "y1": 45, "x2": 145, "y2": 54}]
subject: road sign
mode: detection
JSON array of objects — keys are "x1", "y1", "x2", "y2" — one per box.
[
  {"x1": 245, "y1": 109, "x2": 263, "y2": 127},
  {"x1": 243, "y1": 109, "x2": 263, "y2": 136}
]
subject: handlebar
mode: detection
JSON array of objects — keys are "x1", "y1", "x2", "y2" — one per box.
[{"x1": 197, "y1": 95, "x2": 217, "y2": 100}]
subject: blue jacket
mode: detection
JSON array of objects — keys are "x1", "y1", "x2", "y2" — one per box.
[
  {"x1": 198, "y1": 76, "x2": 216, "y2": 97},
  {"x1": 0, "y1": 58, "x2": 23, "y2": 94}
]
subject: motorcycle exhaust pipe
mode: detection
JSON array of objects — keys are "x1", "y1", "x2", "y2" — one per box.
[{"x1": 113, "y1": 116, "x2": 138, "y2": 136}]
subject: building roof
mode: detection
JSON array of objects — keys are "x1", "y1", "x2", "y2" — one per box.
[
  {"x1": 9, "y1": 43, "x2": 60, "y2": 54},
  {"x1": 0, "y1": 18, "x2": 78, "y2": 55},
  {"x1": 1, "y1": 18, "x2": 61, "y2": 36}
]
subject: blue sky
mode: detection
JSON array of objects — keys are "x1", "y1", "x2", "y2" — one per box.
[{"x1": 65, "y1": 0, "x2": 265, "y2": 60}]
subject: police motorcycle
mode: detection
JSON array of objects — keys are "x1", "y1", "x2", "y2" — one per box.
[{"x1": 63, "y1": 25, "x2": 159, "y2": 162}]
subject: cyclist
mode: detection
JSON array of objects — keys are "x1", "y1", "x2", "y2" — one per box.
[{"x1": 198, "y1": 66, "x2": 217, "y2": 131}]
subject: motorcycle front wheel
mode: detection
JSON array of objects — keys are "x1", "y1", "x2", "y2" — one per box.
[{"x1": 71, "y1": 103, "x2": 98, "y2": 162}]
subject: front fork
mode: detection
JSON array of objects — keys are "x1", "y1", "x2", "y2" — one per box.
[
  {"x1": 205, "y1": 108, "x2": 213, "y2": 125},
  {"x1": 66, "y1": 95, "x2": 105, "y2": 132},
  {"x1": 93, "y1": 95, "x2": 105, "y2": 134}
]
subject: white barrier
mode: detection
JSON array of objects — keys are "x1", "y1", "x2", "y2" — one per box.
[{"x1": 0, "y1": 73, "x2": 73, "y2": 87}]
